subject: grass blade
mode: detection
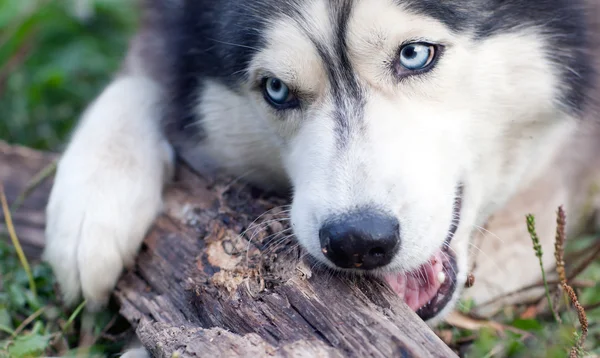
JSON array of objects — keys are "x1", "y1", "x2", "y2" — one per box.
[
  {"x1": 0, "y1": 183, "x2": 37, "y2": 299},
  {"x1": 526, "y1": 214, "x2": 557, "y2": 322}
]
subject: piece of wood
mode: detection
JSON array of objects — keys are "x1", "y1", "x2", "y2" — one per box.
[
  {"x1": 0, "y1": 141, "x2": 57, "y2": 258},
  {"x1": 0, "y1": 141, "x2": 458, "y2": 358}
]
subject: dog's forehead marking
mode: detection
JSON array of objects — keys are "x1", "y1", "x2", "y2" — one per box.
[
  {"x1": 169, "y1": 0, "x2": 591, "y2": 141},
  {"x1": 298, "y1": 0, "x2": 365, "y2": 145},
  {"x1": 260, "y1": 0, "x2": 371, "y2": 146},
  {"x1": 260, "y1": 0, "x2": 459, "y2": 146},
  {"x1": 252, "y1": 0, "x2": 591, "y2": 148}
]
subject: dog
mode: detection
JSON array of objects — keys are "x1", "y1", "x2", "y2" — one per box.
[{"x1": 43, "y1": 0, "x2": 599, "y2": 332}]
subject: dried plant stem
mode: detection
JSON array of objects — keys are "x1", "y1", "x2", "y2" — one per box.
[
  {"x1": 12, "y1": 306, "x2": 46, "y2": 338},
  {"x1": 10, "y1": 159, "x2": 57, "y2": 212},
  {"x1": 564, "y1": 283, "x2": 588, "y2": 358},
  {"x1": 567, "y1": 243, "x2": 600, "y2": 282},
  {"x1": 0, "y1": 183, "x2": 37, "y2": 298},
  {"x1": 526, "y1": 214, "x2": 557, "y2": 321},
  {"x1": 582, "y1": 301, "x2": 600, "y2": 312},
  {"x1": 555, "y1": 207, "x2": 588, "y2": 358},
  {"x1": 555, "y1": 207, "x2": 567, "y2": 283}
]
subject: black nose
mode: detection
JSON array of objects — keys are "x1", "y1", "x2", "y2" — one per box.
[{"x1": 319, "y1": 209, "x2": 401, "y2": 270}]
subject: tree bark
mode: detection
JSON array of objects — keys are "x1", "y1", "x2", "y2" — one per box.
[
  {"x1": 0, "y1": 141, "x2": 457, "y2": 358},
  {"x1": 0, "y1": 141, "x2": 57, "y2": 258}
]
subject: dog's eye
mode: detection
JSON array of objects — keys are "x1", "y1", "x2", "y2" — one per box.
[
  {"x1": 399, "y1": 43, "x2": 436, "y2": 70},
  {"x1": 263, "y1": 77, "x2": 298, "y2": 109}
]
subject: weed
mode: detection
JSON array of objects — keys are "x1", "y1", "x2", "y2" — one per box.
[{"x1": 526, "y1": 214, "x2": 558, "y2": 322}]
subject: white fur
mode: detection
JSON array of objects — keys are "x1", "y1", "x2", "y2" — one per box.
[
  {"x1": 120, "y1": 348, "x2": 150, "y2": 358},
  {"x1": 185, "y1": 80, "x2": 290, "y2": 190},
  {"x1": 43, "y1": 76, "x2": 173, "y2": 307},
  {"x1": 196, "y1": 0, "x2": 575, "y2": 317},
  {"x1": 45, "y1": 0, "x2": 579, "y2": 326}
]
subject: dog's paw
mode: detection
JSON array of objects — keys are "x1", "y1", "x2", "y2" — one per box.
[
  {"x1": 120, "y1": 347, "x2": 150, "y2": 358},
  {"x1": 44, "y1": 154, "x2": 165, "y2": 308},
  {"x1": 43, "y1": 76, "x2": 173, "y2": 309}
]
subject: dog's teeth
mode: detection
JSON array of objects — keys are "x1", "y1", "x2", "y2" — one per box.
[
  {"x1": 465, "y1": 273, "x2": 475, "y2": 288},
  {"x1": 437, "y1": 271, "x2": 446, "y2": 284}
]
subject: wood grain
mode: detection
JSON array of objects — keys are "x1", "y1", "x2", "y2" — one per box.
[{"x1": 0, "y1": 141, "x2": 457, "y2": 358}]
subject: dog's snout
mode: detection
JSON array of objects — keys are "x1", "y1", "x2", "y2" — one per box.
[{"x1": 318, "y1": 209, "x2": 400, "y2": 270}]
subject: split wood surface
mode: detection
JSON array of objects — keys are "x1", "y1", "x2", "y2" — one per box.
[{"x1": 0, "y1": 141, "x2": 457, "y2": 357}]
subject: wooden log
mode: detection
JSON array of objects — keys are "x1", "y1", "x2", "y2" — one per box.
[
  {"x1": 0, "y1": 141, "x2": 57, "y2": 258},
  {"x1": 0, "y1": 141, "x2": 457, "y2": 358}
]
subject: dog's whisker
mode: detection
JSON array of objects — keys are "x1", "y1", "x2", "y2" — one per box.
[
  {"x1": 471, "y1": 224, "x2": 505, "y2": 244},
  {"x1": 242, "y1": 217, "x2": 292, "y2": 252},
  {"x1": 467, "y1": 242, "x2": 509, "y2": 277},
  {"x1": 206, "y1": 37, "x2": 261, "y2": 51},
  {"x1": 262, "y1": 232, "x2": 296, "y2": 255},
  {"x1": 238, "y1": 205, "x2": 291, "y2": 238},
  {"x1": 243, "y1": 216, "x2": 292, "y2": 265}
]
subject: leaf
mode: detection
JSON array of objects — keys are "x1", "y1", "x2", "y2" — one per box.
[
  {"x1": 7, "y1": 333, "x2": 50, "y2": 358},
  {"x1": 511, "y1": 319, "x2": 543, "y2": 332},
  {"x1": 7, "y1": 284, "x2": 26, "y2": 309},
  {"x1": 24, "y1": 290, "x2": 42, "y2": 312},
  {"x1": 0, "y1": 308, "x2": 12, "y2": 331},
  {"x1": 458, "y1": 298, "x2": 475, "y2": 314}
]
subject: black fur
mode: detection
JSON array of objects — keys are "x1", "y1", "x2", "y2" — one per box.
[
  {"x1": 148, "y1": 0, "x2": 594, "y2": 145},
  {"x1": 402, "y1": 0, "x2": 594, "y2": 114},
  {"x1": 326, "y1": 1, "x2": 365, "y2": 144}
]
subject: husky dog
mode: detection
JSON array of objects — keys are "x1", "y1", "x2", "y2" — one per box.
[{"x1": 43, "y1": 0, "x2": 598, "y2": 326}]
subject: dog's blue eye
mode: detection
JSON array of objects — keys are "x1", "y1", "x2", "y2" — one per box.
[
  {"x1": 263, "y1": 77, "x2": 296, "y2": 108},
  {"x1": 399, "y1": 43, "x2": 435, "y2": 70}
]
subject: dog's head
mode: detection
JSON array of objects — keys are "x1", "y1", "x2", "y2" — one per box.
[{"x1": 174, "y1": 0, "x2": 592, "y2": 321}]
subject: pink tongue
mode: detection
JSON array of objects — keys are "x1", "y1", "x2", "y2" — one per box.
[{"x1": 383, "y1": 251, "x2": 444, "y2": 311}]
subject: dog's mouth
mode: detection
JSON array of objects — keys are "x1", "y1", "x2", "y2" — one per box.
[{"x1": 383, "y1": 186, "x2": 462, "y2": 321}]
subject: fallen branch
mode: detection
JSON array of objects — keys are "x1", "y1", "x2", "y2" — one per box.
[
  {"x1": 0, "y1": 141, "x2": 457, "y2": 357},
  {"x1": 566, "y1": 242, "x2": 600, "y2": 282}
]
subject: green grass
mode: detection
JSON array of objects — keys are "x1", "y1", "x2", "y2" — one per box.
[
  {"x1": 441, "y1": 234, "x2": 600, "y2": 357},
  {"x1": 0, "y1": 240, "x2": 132, "y2": 357},
  {"x1": 1, "y1": 1, "x2": 599, "y2": 357},
  {"x1": 1, "y1": 1, "x2": 137, "y2": 356},
  {"x1": 0, "y1": 0, "x2": 137, "y2": 151}
]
